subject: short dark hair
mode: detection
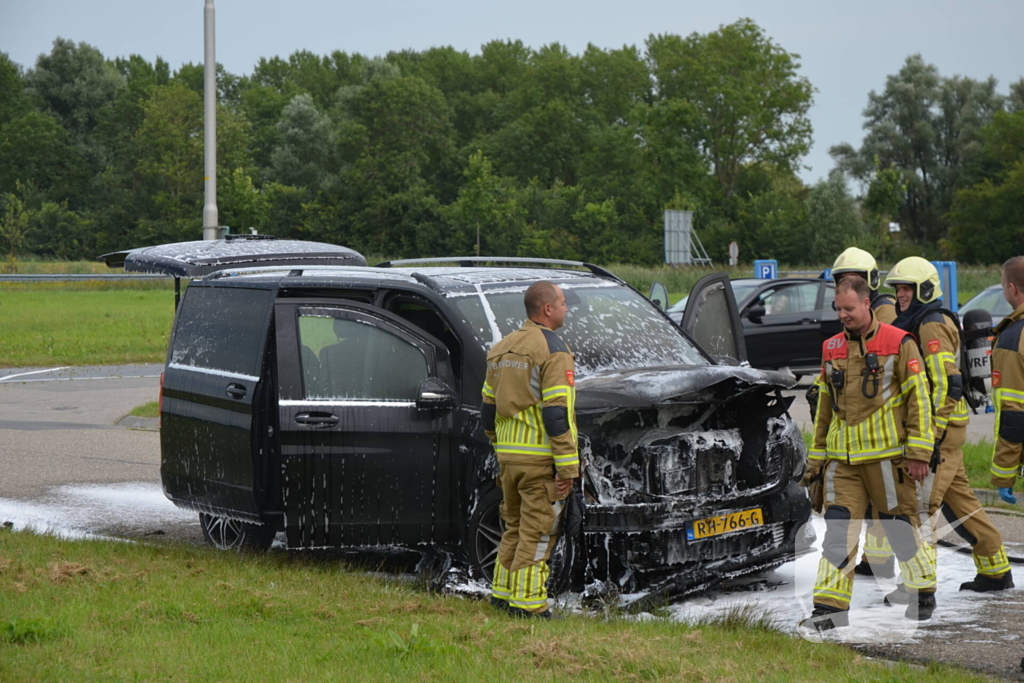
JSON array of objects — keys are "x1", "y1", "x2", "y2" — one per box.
[
  {"x1": 524, "y1": 281, "x2": 560, "y2": 317},
  {"x1": 1003, "y1": 256, "x2": 1024, "y2": 291},
  {"x1": 835, "y1": 274, "x2": 871, "y2": 302}
]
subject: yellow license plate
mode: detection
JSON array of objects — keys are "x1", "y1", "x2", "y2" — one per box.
[{"x1": 686, "y1": 508, "x2": 764, "y2": 540}]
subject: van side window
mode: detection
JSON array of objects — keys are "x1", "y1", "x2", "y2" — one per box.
[
  {"x1": 298, "y1": 314, "x2": 427, "y2": 401},
  {"x1": 170, "y1": 286, "x2": 271, "y2": 376}
]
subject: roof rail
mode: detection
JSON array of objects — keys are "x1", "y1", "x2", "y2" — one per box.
[{"x1": 375, "y1": 256, "x2": 623, "y2": 283}]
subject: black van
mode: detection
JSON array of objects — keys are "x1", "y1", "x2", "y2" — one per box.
[{"x1": 105, "y1": 240, "x2": 811, "y2": 596}]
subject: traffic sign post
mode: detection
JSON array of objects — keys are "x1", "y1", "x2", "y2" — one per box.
[{"x1": 753, "y1": 259, "x2": 778, "y2": 279}]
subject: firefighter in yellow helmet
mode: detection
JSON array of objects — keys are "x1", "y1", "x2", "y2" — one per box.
[
  {"x1": 884, "y1": 257, "x2": 1012, "y2": 596},
  {"x1": 800, "y1": 275, "x2": 936, "y2": 631},
  {"x1": 827, "y1": 248, "x2": 899, "y2": 576},
  {"x1": 831, "y1": 247, "x2": 897, "y2": 324},
  {"x1": 482, "y1": 281, "x2": 579, "y2": 619}
]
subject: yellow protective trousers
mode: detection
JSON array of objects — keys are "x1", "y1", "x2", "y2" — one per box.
[
  {"x1": 814, "y1": 459, "x2": 936, "y2": 611},
  {"x1": 917, "y1": 425, "x2": 1011, "y2": 578},
  {"x1": 862, "y1": 508, "x2": 894, "y2": 563},
  {"x1": 490, "y1": 461, "x2": 566, "y2": 613}
]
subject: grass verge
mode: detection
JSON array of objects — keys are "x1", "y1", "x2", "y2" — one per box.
[
  {"x1": 0, "y1": 529, "x2": 987, "y2": 682},
  {"x1": 0, "y1": 287, "x2": 173, "y2": 367},
  {"x1": 128, "y1": 401, "x2": 160, "y2": 418}
]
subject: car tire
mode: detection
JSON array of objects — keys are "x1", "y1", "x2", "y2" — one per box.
[
  {"x1": 465, "y1": 486, "x2": 581, "y2": 595},
  {"x1": 466, "y1": 486, "x2": 504, "y2": 583},
  {"x1": 199, "y1": 512, "x2": 275, "y2": 552}
]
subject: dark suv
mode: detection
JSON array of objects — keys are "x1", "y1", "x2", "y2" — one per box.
[{"x1": 106, "y1": 239, "x2": 811, "y2": 597}]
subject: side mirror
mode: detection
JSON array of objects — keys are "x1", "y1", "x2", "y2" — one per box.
[
  {"x1": 416, "y1": 377, "x2": 457, "y2": 411},
  {"x1": 746, "y1": 303, "x2": 766, "y2": 322},
  {"x1": 648, "y1": 281, "x2": 669, "y2": 311}
]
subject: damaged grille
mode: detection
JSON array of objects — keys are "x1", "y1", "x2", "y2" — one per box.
[{"x1": 582, "y1": 388, "x2": 798, "y2": 505}]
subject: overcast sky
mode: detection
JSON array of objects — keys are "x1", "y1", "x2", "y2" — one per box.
[{"x1": 2, "y1": 0, "x2": 1022, "y2": 186}]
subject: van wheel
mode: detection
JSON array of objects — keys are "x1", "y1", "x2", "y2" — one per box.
[
  {"x1": 465, "y1": 486, "x2": 580, "y2": 595},
  {"x1": 199, "y1": 513, "x2": 275, "y2": 552},
  {"x1": 466, "y1": 487, "x2": 504, "y2": 583}
]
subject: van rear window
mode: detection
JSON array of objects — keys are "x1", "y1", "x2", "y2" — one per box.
[{"x1": 170, "y1": 286, "x2": 272, "y2": 377}]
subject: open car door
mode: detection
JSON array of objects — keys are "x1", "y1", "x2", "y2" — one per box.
[{"x1": 680, "y1": 272, "x2": 747, "y2": 365}]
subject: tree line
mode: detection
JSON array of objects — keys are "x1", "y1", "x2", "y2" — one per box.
[{"x1": 0, "y1": 19, "x2": 1021, "y2": 266}]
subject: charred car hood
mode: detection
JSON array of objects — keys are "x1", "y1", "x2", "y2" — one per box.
[{"x1": 575, "y1": 364, "x2": 796, "y2": 410}]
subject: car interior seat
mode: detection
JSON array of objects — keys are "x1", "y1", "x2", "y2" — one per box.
[{"x1": 318, "y1": 318, "x2": 373, "y2": 399}]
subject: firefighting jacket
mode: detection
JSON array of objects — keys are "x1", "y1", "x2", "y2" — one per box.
[
  {"x1": 872, "y1": 292, "x2": 897, "y2": 325},
  {"x1": 990, "y1": 302, "x2": 1024, "y2": 487},
  {"x1": 915, "y1": 311, "x2": 970, "y2": 438},
  {"x1": 810, "y1": 315, "x2": 934, "y2": 465},
  {"x1": 481, "y1": 320, "x2": 580, "y2": 478},
  {"x1": 893, "y1": 303, "x2": 970, "y2": 439}
]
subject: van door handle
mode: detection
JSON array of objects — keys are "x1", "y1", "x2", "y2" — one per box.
[
  {"x1": 226, "y1": 383, "x2": 247, "y2": 399},
  {"x1": 799, "y1": 318, "x2": 817, "y2": 324},
  {"x1": 295, "y1": 412, "x2": 339, "y2": 428}
]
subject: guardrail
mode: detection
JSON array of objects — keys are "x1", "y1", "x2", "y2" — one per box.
[{"x1": 0, "y1": 274, "x2": 166, "y2": 282}]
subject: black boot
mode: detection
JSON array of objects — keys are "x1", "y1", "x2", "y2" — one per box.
[
  {"x1": 508, "y1": 606, "x2": 554, "y2": 620},
  {"x1": 906, "y1": 592, "x2": 935, "y2": 621},
  {"x1": 960, "y1": 571, "x2": 1015, "y2": 593},
  {"x1": 799, "y1": 605, "x2": 849, "y2": 632},
  {"x1": 854, "y1": 556, "x2": 895, "y2": 578},
  {"x1": 883, "y1": 583, "x2": 911, "y2": 605},
  {"x1": 489, "y1": 596, "x2": 510, "y2": 612}
]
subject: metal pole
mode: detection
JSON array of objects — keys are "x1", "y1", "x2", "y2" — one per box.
[{"x1": 202, "y1": 0, "x2": 219, "y2": 240}]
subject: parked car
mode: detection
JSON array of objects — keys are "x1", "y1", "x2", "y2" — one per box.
[
  {"x1": 668, "y1": 278, "x2": 840, "y2": 378},
  {"x1": 104, "y1": 241, "x2": 811, "y2": 597},
  {"x1": 960, "y1": 284, "x2": 1012, "y2": 328}
]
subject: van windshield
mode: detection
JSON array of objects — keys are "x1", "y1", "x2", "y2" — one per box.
[{"x1": 450, "y1": 283, "x2": 707, "y2": 375}]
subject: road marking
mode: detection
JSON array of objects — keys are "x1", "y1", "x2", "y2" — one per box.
[
  {"x1": 0, "y1": 366, "x2": 68, "y2": 382},
  {"x1": 0, "y1": 375, "x2": 160, "y2": 384}
]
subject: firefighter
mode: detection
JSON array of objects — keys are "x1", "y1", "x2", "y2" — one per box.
[
  {"x1": 825, "y1": 247, "x2": 898, "y2": 576},
  {"x1": 482, "y1": 280, "x2": 579, "y2": 619},
  {"x1": 884, "y1": 257, "x2": 1012, "y2": 597},
  {"x1": 991, "y1": 256, "x2": 1024, "y2": 508},
  {"x1": 800, "y1": 275, "x2": 937, "y2": 631}
]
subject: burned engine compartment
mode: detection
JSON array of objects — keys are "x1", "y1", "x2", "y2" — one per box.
[{"x1": 571, "y1": 365, "x2": 811, "y2": 594}]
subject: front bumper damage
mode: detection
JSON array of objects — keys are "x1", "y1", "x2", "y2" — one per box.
[{"x1": 581, "y1": 481, "x2": 812, "y2": 605}]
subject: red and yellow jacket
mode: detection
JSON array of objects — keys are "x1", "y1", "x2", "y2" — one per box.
[{"x1": 810, "y1": 315, "x2": 934, "y2": 465}]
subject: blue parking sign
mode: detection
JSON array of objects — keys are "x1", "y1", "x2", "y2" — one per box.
[{"x1": 753, "y1": 259, "x2": 778, "y2": 279}]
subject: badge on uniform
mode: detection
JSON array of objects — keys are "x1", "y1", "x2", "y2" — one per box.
[
  {"x1": 993, "y1": 370, "x2": 1002, "y2": 388},
  {"x1": 927, "y1": 339, "x2": 940, "y2": 354},
  {"x1": 565, "y1": 370, "x2": 575, "y2": 386},
  {"x1": 908, "y1": 359, "x2": 921, "y2": 373}
]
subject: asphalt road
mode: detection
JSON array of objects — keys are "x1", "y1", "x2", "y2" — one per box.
[{"x1": 0, "y1": 365, "x2": 163, "y2": 499}]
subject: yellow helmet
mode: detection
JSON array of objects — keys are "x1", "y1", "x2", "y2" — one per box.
[
  {"x1": 832, "y1": 247, "x2": 880, "y2": 290},
  {"x1": 885, "y1": 256, "x2": 942, "y2": 304}
]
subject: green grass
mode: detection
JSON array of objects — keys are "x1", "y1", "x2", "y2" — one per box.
[
  {"x1": 128, "y1": 401, "x2": 160, "y2": 418},
  {"x1": 1, "y1": 259, "x2": 114, "y2": 275},
  {"x1": 0, "y1": 287, "x2": 174, "y2": 367},
  {"x1": 0, "y1": 529, "x2": 988, "y2": 683},
  {"x1": 964, "y1": 440, "x2": 997, "y2": 492}
]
